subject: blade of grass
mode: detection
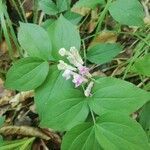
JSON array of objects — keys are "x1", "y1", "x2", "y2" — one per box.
[
  {"x1": 96, "y1": 0, "x2": 112, "y2": 33},
  {"x1": 0, "y1": 13, "x2": 15, "y2": 61},
  {"x1": 11, "y1": 0, "x2": 24, "y2": 22},
  {"x1": 17, "y1": 0, "x2": 27, "y2": 23},
  {"x1": 4, "y1": 6, "x2": 24, "y2": 56},
  {"x1": 33, "y1": 0, "x2": 39, "y2": 24},
  {"x1": 122, "y1": 33, "x2": 150, "y2": 79}
]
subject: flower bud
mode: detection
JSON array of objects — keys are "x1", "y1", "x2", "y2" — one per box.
[
  {"x1": 70, "y1": 47, "x2": 84, "y2": 65},
  {"x1": 84, "y1": 81, "x2": 94, "y2": 97},
  {"x1": 59, "y1": 48, "x2": 67, "y2": 56},
  {"x1": 62, "y1": 69, "x2": 72, "y2": 80}
]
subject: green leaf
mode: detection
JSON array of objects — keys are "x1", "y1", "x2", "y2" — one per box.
[
  {"x1": 131, "y1": 54, "x2": 150, "y2": 77},
  {"x1": 18, "y1": 23, "x2": 52, "y2": 60},
  {"x1": 64, "y1": 11, "x2": 83, "y2": 25},
  {"x1": 35, "y1": 71, "x2": 149, "y2": 131},
  {"x1": 139, "y1": 101, "x2": 150, "y2": 132},
  {"x1": 35, "y1": 66, "x2": 89, "y2": 131},
  {"x1": 73, "y1": 0, "x2": 105, "y2": 9},
  {"x1": 109, "y1": 0, "x2": 144, "y2": 26},
  {"x1": 38, "y1": 0, "x2": 58, "y2": 15},
  {"x1": 56, "y1": 0, "x2": 71, "y2": 12},
  {"x1": 0, "y1": 138, "x2": 34, "y2": 150},
  {"x1": 62, "y1": 113, "x2": 149, "y2": 150},
  {"x1": 87, "y1": 43, "x2": 122, "y2": 64},
  {"x1": 88, "y1": 77, "x2": 150, "y2": 115},
  {"x1": 47, "y1": 15, "x2": 81, "y2": 60},
  {"x1": 5, "y1": 57, "x2": 49, "y2": 91}
]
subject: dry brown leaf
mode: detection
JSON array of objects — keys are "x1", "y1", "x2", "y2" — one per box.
[
  {"x1": 0, "y1": 105, "x2": 10, "y2": 116},
  {"x1": 87, "y1": 9, "x2": 99, "y2": 33},
  {"x1": 0, "y1": 126, "x2": 50, "y2": 140},
  {"x1": 92, "y1": 70, "x2": 106, "y2": 77},
  {"x1": 32, "y1": 139, "x2": 49, "y2": 150},
  {"x1": 144, "y1": 17, "x2": 150, "y2": 25},
  {"x1": 0, "y1": 91, "x2": 33, "y2": 107},
  {"x1": 9, "y1": 91, "x2": 34, "y2": 107},
  {"x1": 90, "y1": 31, "x2": 118, "y2": 47},
  {"x1": 0, "y1": 40, "x2": 8, "y2": 54},
  {"x1": 71, "y1": 7, "x2": 91, "y2": 16}
]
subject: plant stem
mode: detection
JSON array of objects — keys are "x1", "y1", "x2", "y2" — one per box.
[
  {"x1": 89, "y1": 107, "x2": 96, "y2": 124},
  {"x1": 122, "y1": 34, "x2": 150, "y2": 79},
  {"x1": 0, "y1": 13, "x2": 14, "y2": 61},
  {"x1": 82, "y1": 39, "x2": 87, "y2": 65},
  {"x1": 12, "y1": 0, "x2": 24, "y2": 22},
  {"x1": 96, "y1": 0, "x2": 112, "y2": 33},
  {"x1": 17, "y1": 0, "x2": 27, "y2": 23},
  {"x1": 4, "y1": 7, "x2": 23, "y2": 57},
  {"x1": 33, "y1": 0, "x2": 39, "y2": 24}
]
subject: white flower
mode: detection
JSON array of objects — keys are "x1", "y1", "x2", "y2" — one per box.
[
  {"x1": 67, "y1": 55, "x2": 81, "y2": 68},
  {"x1": 59, "y1": 48, "x2": 67, "y2": 56},
  {"x1": 62, "y1": 69, "x2": 72, "y2": 80},
  {"x1": 70, "y1": 47, "x2": 84, "y2": 65},
  {"x1": 57, "y1": 60, "x2": 68, "y2": 70},
  {"x1": 84, "y1": 81, "x2": 94, "y2": 97},
  {"x1": 57, "y1": 47, "x2": 92, "y2": 89},
  {"x1": 57, "y1": 60, "x2": 76, "y2": 71}
]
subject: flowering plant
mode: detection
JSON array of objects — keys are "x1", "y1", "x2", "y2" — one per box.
[{"x1": 2, "y1": 0, "x2": 150, "y2": 149}]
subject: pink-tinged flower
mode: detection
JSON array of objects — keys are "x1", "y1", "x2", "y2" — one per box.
[
  {"x1": 62, "y1": 69, "x2": 72, "y2": 80},
  {"x1": 72, "y1": 74, "x2": 87, "y2": 87},
  {"x1": 84, "y1": 81, "x2": 94, "y2": 97},
  {"x1": 78, "y1": 66, "x2": 89, "y2": 76}
]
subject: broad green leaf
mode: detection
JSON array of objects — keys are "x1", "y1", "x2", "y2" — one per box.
[
  {"x1": 87, "y1": 43, "x2": 122, "y2": 64},
  {"x1": 73, "y1": 0, "x2": 105, "y2": 9},
  {"x1": 64, "y1": 11, "x2": 83, "y2": 25},
  {"x1": 62, "y1": 113, "x2": 149, "y2": 150},
  {"x1": 131, "y1": 54, "x2": 150, "y2": 77},
  {"x1": 35, "y1": 72, "x2": 149, "y2": 131},
  {"x1": 18, "y1": 23, "x2": 52, "y2": 60},
  {"x1": 109, "y1": 0, "x2": 144, "y2": 26},
  {"x1": 35, "y1": 66, "x2": 89, "y2": 131},
  {"x1": 88, "y1": 77, "x2": 150, "y2": 115},
  {"x1": 38, "y1": 0, "x2": 58, "y2": 15},
  {"x1": 47, "y1": 15, "x2": 81, "y2": 60},
  {"x1": 0, "y1": 138, "x2": 34, "y2": 150},
  {"x1": 139, "y1": 101, "x2": 150, "y2": 132},
  {"x1": 5, "y1": 57, "x2": 49, "y2": 91},
  {"x1": 56, "y1": 0, "x2": 71, "y2": 12}
]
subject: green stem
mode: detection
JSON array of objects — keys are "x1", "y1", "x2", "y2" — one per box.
[
  {"x1": 4, "y1": 8, "x2": 23, "y2": 57},
  {"x1": 82, "y1": 39, "x2": 87, "y2": 65},
  {"x1": 96, "y1": 0, "x2": 112, "y2": 33},
  {"x1": 17, "y1": 0, "x2": 27, "y2": 23},
  {"x1": 0, "y1": 13, "x2": 14, "y2": 61},
  {"x1": 122, "y1": 34, "x2": 150, "y2": 79},
  {"x1": 11, "y1": 0, "x2": 24, "y2": 22},
  {"x1": 33, "y1": 0, "x2": 39, "y2": 24},
  {"x1": 89, "y1": 107, "x2": 96, "y2": 124}
]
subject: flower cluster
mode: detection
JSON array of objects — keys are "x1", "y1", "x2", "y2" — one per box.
[{"x1": 57, "y1": 47, "x2": 94, "y2": 97}]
